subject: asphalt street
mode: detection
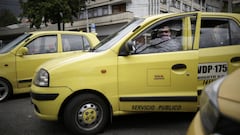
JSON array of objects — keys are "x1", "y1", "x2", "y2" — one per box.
[{"x1": 0, "y1": 94, "x2": 195, "y2": 135}]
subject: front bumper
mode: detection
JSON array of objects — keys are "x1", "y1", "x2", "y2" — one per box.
[
  {"x1": 187, "y1": 111, "x2": 205, "y2": 135},
  {"x1": 31, "y1": 84, "x2": 73, "y2": 120}
]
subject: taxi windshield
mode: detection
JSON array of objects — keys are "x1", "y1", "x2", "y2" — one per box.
[
  {"x1": 0, "y1": 33, "x2": 31, "y2": 54},
  {"x1": 92, "y1": 18, "x2": 144, "y2": 52}
]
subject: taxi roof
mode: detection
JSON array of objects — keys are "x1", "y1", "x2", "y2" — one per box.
[
  {"x1": 28, "y1": 30, "x2": 93, "y2": 35},
  {"x1": 141, "y1": 11, "x2": 240, "y2": 22}
]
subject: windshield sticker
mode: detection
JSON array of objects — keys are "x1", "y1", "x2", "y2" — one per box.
[{"x1": 198, "y1": 62, "x2": 228, "y2": 80}]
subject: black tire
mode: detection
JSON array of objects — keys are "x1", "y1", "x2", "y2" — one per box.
[
  {"x1": 63, "y1": 93, "x2": 110, "y2": 135},
  {"x1": 0, "y1": 78, "x2": 12, "y2": 102}
]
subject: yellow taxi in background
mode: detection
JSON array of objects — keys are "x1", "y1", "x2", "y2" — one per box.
[
  {"x1": 0, "y1": 31, "x2": 99, "y2": 101},
  {"x1": 31, "y1": 12, "x2": 240, "y2": 135},
  {"x1": 187, "y1": 69, "x2": 240, "y2": 135}
]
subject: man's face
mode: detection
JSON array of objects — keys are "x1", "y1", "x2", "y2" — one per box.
[
  {"x1": 159, "y1": 26, "x2": 171, "y2": 40},
  {"x1": 136, "y1": 36, "x2": 145, "y2": 45}
]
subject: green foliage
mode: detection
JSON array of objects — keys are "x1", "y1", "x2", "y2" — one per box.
[
  {"x1": 0, "y1": 9, "x2": 19, "y2": 27},
  {"x1": 20, "y1": 0, "x2": 86, "y2": 30}
]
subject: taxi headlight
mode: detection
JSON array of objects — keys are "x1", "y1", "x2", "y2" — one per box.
[
  {"x1": 34, "y1": 68, "x2": 49, "y2": 87},
  {"x1": 200, "y1": 77, "x2": 225, "y2": 134}
]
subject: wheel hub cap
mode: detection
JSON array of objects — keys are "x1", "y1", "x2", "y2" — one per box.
[
  {"x1": 78, "y1": 103, "x2": 98, "y2": 125},
  {"x1": 82, "y1": 108, "x2": 97, "y2": 124}
]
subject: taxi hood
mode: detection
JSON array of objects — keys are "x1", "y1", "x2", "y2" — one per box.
[
  {"x1": 218, "y1": 69, "x2": 240, "y2": 121},
  {"x1": 37, "y1": 52, "x2": 98, "y2": 71},
  {"x1": 218, "y1": 69, "x2": 240, "y2": 102}
]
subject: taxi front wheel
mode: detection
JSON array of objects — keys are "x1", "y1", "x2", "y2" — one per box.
[
  {"x1": 63, "y1": 93, "x2": 110, "y2": 135},
  {"x1": 0, "y1": 78, "x2": 12, "y2": 102}
]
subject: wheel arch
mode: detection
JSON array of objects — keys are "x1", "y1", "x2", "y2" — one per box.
[
  {"x1": 58, "y1": 89, "x2": 113, "y2": 123},
  {"x1": 0, "y1": 77, "x2": 12, "y2": 85},
  {"x1": 0, "y1": 77, "x2": 13, "y2": 101},
  {"x1": 0, "y1": 76, "x2": 13, "y2": 89}
]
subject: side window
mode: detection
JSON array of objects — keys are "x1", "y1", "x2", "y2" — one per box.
[
  {"x1": 132, "y1": 19, "x2": 183, "y2": 54},
  {"x1": 26, "y1": 35, "x2": 57, "y2": 55},
  {"x1": 230, "y1": 20, "x2": 240, "y2": 45},
  {"x1": 83, "y1": 37, "x2": 91, "y2": 49},
  {"x1": 62, "y1": 35, "x2": 90, "y2": 52},
  {"x1": 199, "y1": 19, "x2": 240, "y2": 48}
]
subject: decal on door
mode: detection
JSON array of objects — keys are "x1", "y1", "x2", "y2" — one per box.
[
  {"x1": 131, "y1": 105, "x2": 182, "y2": 111},
  {"x1": 147, "y1": 69, "x2": 170, "y2": 86},
  {"x1": 198, "y1": 62, "x2": 228, "y2": 80}
]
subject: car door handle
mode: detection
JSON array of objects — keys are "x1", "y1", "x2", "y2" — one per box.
[
  {"x1": 231, "y1": 57, "x2": 240, "y2": 63},
  {"x1": 172, "y1": 64, "x2": 187, "y2": 70}
]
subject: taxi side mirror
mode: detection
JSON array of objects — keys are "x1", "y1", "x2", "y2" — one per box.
[
  {"x1": 16, "y1": 47, "x2": 28, "y2": 56},
  {"x1": 119, "y1": 41, "x2": 135, "y2": 56}
]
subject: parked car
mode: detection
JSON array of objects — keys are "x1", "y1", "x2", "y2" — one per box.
[
  {"x1": 31, "y1": 12, "x2": 240, "y2": 135},
  {"x1": 0, "y1": 31, "x2": 99, "y2": 101},
  {"x1": 187, "y1": 69, "x2": 240, "y2": 135}
]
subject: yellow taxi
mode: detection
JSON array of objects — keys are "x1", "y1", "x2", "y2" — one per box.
[
  {"x1": 0, "y1": 31, "x2": 99, "y2": 101},
  {"x1": 31, "y1": 12, "x2": 240, "y2": 135},
  {"x1": 187, "y1": 69, "x2": 240, "y2": 135}
]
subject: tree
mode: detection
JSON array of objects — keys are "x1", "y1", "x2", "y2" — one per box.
[
  {"x1": 0, "y1": 9, "x2": 19, "y2": 27},
  {"x1": 20, "y1": 0, "x2": 86, "y2": 30}
]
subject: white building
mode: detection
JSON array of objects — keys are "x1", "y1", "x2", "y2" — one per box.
[
  {"x1": 64, "y1": 0, "x2": 224, "y2": 39},
  {"x1": 0, "y1": 0, "x2": 225, "y2": 41}
]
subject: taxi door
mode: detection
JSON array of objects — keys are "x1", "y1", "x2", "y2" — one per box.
[
  {"x1": 15, "y1": 34, "x2": 61, "y2": 89},
  {"x1": 118, "y1": 13, "x2": 200, "y2": 112},
  {"x1": 196, "y1": 15, "x2": 240, "y2": 91}
]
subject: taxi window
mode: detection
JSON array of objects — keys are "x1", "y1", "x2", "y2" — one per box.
[
  {"x1": 132, "y1": 19, "x2": 183, "y2": 54},
  {"x1": 199, "y1": 19, "x2": 240, "y2": 48},
  {"x1": 26, "y1": 35, "x2": 57, "y2": 55},
  {"x1": 61, "y1": 35, "x2": 90, "y2": 52},
  {"x1": 0, "y1": 33, "x2": 31, "y2": 54},
  {"x1": 229, "y1": 20, "x2": 240, "y2": 45}
]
